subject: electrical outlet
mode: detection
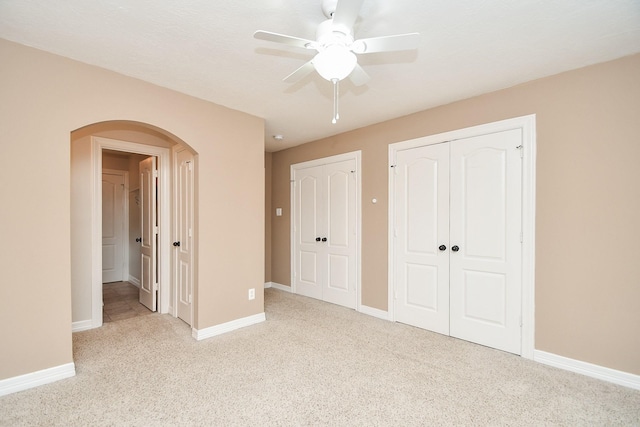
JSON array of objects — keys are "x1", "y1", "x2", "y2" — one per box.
[{"x1": 248, "y1": 288, "x2": 255, "y2": 300}]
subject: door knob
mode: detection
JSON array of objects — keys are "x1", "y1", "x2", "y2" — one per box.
[
  {"x1": 438, "y1": 245, "x2": 447, "y2": 251},
  {"x1": 316, "y1": 237, "x2": 321, "y2": 242},
  {"x1": 451, "y1": 245, "x2": 460, "y2": 252},
  {"x1": 135, "y1": 237, "x2": 142, "y2": 243},
  {"x1": 173, "y1": 241, "x2": 181, "y2": 247},
  {"x1": 321, "y1": 237, "x2": 327, "y2": 242}
]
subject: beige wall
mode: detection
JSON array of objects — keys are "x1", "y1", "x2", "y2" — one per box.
[
  {"x1": 265, "y1": 152, "x2": 273, "y2": 283},
  {"x1": 0, "y1": 39, "x2": 264, "y2": 380},
  {"x1": 270, "y1": 54, "x2": 640, "y2": 375},
  {"x1": 102, "y1": 152, "x2": 129, "y2": 171}
]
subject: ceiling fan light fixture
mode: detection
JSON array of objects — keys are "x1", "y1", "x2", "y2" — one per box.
[{"x1": 312, "y1": 45, "x2": 357, "y2": 81}]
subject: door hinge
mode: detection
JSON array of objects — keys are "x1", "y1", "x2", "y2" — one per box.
[
  {"x1": 520, "y1": 232, "x2": 523, "y2": 243},
  {"x1": 188, "y1": 294, "x2": 192, "y2": 304},
  {"x1": 188, "y1": 228, "x2": 193, "y2": 238},
  {"x1": 153, "y1": 282, "x2": 158, "y2": 292},
  {"x1": 520, "y1": 315, "x2": 523, "y2": 327},
  {"x1": 516, "y1": 145, "x2": 524, "y2": 158},
  {"x1": 153, "y1": 170, "x2": 159, "y2": 178},
  {"x1": 154, "y1": 226, "x2": 159, "y2": 235}
]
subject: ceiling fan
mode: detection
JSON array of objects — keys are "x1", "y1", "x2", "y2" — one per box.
[{"x1": 254, "y1": 0, "x2": 420, "y2": 123}]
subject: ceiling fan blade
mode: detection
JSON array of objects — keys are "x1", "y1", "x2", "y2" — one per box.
[
  {"x1": 353, "y1": 33, "x2": 420, "y2": 54},
  {"x1": 331, "y1": 0, "x2": 365, "y2": 35},
  {"x1": 254, "y1": 30, "x2": 316, "y2": 50},
  {"x1": 283, "y1": 60, "x2": 316, "y2": 83},
  {"x1": 349, "y1": 63, "x2": 370, "y2": 86}
]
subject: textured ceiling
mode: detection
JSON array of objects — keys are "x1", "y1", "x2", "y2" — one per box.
[{"x1": 1, "y1": 0, "x2": 639, "y2": 151}]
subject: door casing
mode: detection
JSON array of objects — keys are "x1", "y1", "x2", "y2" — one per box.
[
  {"x1": 388, "y1": 115, "x2": 536, "y2": 359},
  {"x1": 91, "y1": 136, "x2": 171, "y2": 328}
]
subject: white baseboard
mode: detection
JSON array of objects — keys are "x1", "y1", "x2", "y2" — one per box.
[
  {"x1": 192, "y1": 312, "x2": 266, "y2": 341},
  {"x1": 359, "y1": 304, "x2": 390, "y2": 321},
  {"x1": 534, "y1": 350, "x2": 640, "y2": 390},
  {"x1": 0, "y1": 363, "x2": 76, "y2": 397},
  {"x1": 265, "y1": 282, "x2": 292, "y2": 292},
  {"x1": 72, "y1": 319, "x2": 94, "y2": 332},
  {"x1": 128, "y1": 276, "x2": 141, "y2": 288}
]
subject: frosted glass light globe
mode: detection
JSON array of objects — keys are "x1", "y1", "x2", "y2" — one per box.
[{"x1": 313, "y1": 45, "x2": 357, "y2": 81}]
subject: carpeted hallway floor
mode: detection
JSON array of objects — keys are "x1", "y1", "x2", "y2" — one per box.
[{"x1": 1, "y1": 288, "x2": 639, "y2": 426}]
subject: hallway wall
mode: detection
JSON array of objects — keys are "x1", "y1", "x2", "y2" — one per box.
[{"x1": 0, "y1": 39, "x2": 265, "y2": 381}]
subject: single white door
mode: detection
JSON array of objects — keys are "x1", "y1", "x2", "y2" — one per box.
[
  {"x1": 394, "y1": 143, "x2": 450, "y2": 334},
  {"x1": 449, "y1": 130, "x2": 522, "y2": 354},
  {"x1": 294, "y1": 164, "x2": 324, "y2": 301},
  {"x1": 102, "y1": 172, "x2": 125, "y2": 283},
  {"x1": 174, "y1": 149, "x2": 194, "y2": 325},
  {"x1": 293, "y1": 157, "x2": 357, "y2": 309},
  {"x1": 139, "y1": 157, "x2": 157, "y2": 311},
  {"x1": 322, "y1": 159, "x2": 357, "y2": 308}
]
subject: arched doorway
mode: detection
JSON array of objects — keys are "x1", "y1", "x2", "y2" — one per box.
[{"x1": 70, "y1": 121, "x2": 197, "y2": 330}]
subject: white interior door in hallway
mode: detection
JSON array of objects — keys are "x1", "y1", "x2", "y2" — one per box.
[
  {"x1": 102, "y1": 171, "x2": 127, "y2": 283},
  {"x1": 392, "y1": 129, "x2": 523, "y2": 354},
  {"x1": 174, "y1": 147, "x2": 194, "y2": 325},
  {"x1": 292, "y1": 152, "x2": 360, "y2": 309},
  {"x1": 139, "y1": 156, "x2": 157, "y2": 312}
]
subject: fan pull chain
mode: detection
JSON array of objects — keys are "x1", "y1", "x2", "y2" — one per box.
[{"x1": 332, "y1": 78, "x2": 339, "y2": 124}]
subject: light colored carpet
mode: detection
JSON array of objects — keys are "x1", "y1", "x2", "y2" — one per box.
[{"x1": 1, "y1": 288, "x2": 639, "y2": 426}]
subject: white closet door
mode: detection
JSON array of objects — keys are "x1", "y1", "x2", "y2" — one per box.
[
  {"x1": 294, "y1": 165, "x2": 324, "y2": 300},
  {"x1": 322, "y1": 159, "x2": 357, "y2": 308},
  {"x1": 449, "y1": 129, "x2": 523, "y2": 354},
  {"x1": 293, "y1": 157, "x2": 358, "y2": 309},
  {"x1": 392, "y1": 129, "x2": 523, "y2": 354},
  {"x1": 394, "y1": 144, "x2": 450, "y2": 334}
]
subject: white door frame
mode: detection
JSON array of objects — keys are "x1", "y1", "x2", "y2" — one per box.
[
  {"x1": 388, "y1": 115, "x2": 536, "y2": 359},
  {"x1": 91, "y1": 136, "x2": 171, "y2": 328},
  {"x1": 290, "y1": 150, "x2": 362, "y2": 310},
  {"x1": 102, "y1": 168, "x2": 129, "y2": 283}
]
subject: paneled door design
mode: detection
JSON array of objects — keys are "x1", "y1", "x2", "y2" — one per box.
[
  {"x1": 394, "y1": 143, "x2": 450, "y2": 335},
  {"x1": 174, "y1": 148, "x2": 194, "y2": 325},
  {"x1": 393, "y1": 129, "x2": 523, "y2": 354},
  {"x1": 293, "y1": 154, "x2": 359, "y2": 309},
  {"x1": 139, "y1": 156, "x2": 157, "y2": 312},
  {"x1": 102, "y1": 171, "x2": 126, "y2": 283},
  {"x1": 449, "y1": 130, "x2": 522, "y2": 354}
]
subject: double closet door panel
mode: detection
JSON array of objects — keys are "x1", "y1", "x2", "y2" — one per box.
[
  {"x1": 449, "y1": 130, "x2": 523, "y2": 354},
  {"x1": 294, "y1": 159, "x2": 357, "y2": 309},
  {"x1": 394, "y1": 129, "x2": 523, "y2": 354},
  {"x1": 296, "y1": 164, "x2": 324, "y2": 300},
  {"x1": 394, "y1": 143, "x2": 450, "y2": 335}
]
